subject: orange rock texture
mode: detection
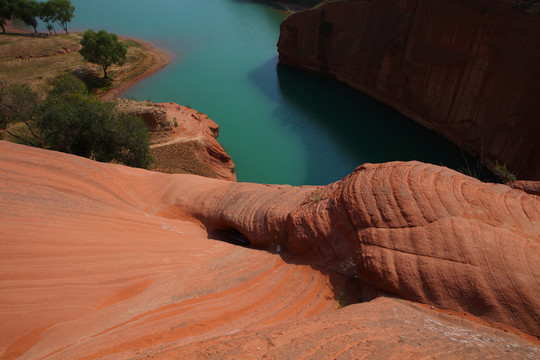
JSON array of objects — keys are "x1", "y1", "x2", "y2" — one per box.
[
  {"x1": 0, "y1": 141, "x2": 337, "y2": 359},
  {"x1": 118, "y1": 100, "x2": 236, "y2": 181},
  {"x1": 182, "y1": 160, "x2": 540, "y2": 338},
  {"x1": 277, "y1": 0, "x2": 540, "y2": 180},
  {"x1": 1, "y1": 141, "x2": 539, "y2": 358},
  {"x1": 152, "y1": 102, "x2": 237, "y2": 181}
]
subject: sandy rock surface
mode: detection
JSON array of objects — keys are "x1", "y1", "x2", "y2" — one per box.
[{"x1": 1, "y1": 141, "x2": 539, "y2": 359}]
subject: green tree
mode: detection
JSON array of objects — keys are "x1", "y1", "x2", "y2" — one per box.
[
  {"x1": 15, "y1": 0, "x2": 40, "y2": 33},
  {"x1": 79, "y1": 30, "x2": 128, "y2": 79},
  {"x1": 38, "y1": 0, "x2": 74, "y2": 35},
  {"x1": 0, "y1": 0, "x2": 15, "y2": 34},
  {"x1": 1, "y1": 74, "x2": 152, "y2": 169},
  {"x1": 38, "y1": 0, "x2": 56, "y2": 34},
  {"x1": 49, "y1": 0, "x2": 74, "y2": 34},
  {"x1": 0, "y1": 81, "x2": 42, "y2": 146}
]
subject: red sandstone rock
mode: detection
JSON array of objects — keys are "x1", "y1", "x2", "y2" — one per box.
[
  {"x1": 0, "y1": 141, "x2": 539, "y2": 358},
  {"x1": 277, "y1": 0, "x2": 540, "y2": 180},
  {"x1": 177, "y1": 160, "x2": 540, "y2": 338},
  {"x1": 152, "y1": 103, "x2": 237, "y2": 181},
  {"x1": 118, "y1": 100, "x2": 236, "y2": 181},
  {"x1": 165, "y1": 297, "x2": 540, "y2": 359},
  {"x1": 511, "y1": 180, "x2": 540, "y2": 196},
  {"x1": 0, "y1": 141, "x2": 336, "y2": 359}
]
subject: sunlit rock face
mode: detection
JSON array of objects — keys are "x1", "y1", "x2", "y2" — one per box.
[
  {"x1": 182, "y1": 160, "x2": 540, "y2": 338},
  {"x1": 0, "y1": 141, "x2": 539, "y2": 359}
]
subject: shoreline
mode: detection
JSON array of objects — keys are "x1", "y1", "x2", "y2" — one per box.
[
  {"x1": 100, "y1": 36, "x2": 172, "y2": 101},
  {"x1": 3, "y1": 21, "x2": 173, "y2": 101}
]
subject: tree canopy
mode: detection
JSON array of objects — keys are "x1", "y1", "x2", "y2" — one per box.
[
  {"x1": 49, "y1": 0, "x2": 74, "y2": 34},
  {"x1": 15, "y1": 0, "x2": 39, "y2": 33},
  {"x1": 39, "y1": 0, "x2": 74, "y2": 34},
  {"x1": 0, "y1": 74, "x2": 153, "y2": 169},
  {"x1": 79, "y1": 30, "x2": 128, "y2": 79},
  {"x1": 0, "y1": 0, "x2": 74, "y2": 34},
  {"x1": 0, "y1": 0, "x2": 15, "y2": 34}
]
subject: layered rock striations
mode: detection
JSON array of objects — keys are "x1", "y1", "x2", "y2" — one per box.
[
  {"x1": 1, "y1": 141, "x2": 539, "y2": 358},
  {"x1": 166, "y1": 296, "x2": 540, "y2": 359},
  {"x1": 0, "y1": 141, "x2": 335, "y2": 359},
  {"x1": 277, "y1": 0, "x2": 540, "y2": 180},
  {"x1": 176, "y1": 159, "x2": 540, "y2": 338}
]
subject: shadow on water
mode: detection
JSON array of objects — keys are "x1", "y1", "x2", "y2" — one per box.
[
  {"x1": 231, "y1": 0, "x2": 322, "y2": 11},
  {"x1": 249, "y1": 57, "x2": 495, "y2": 184}
]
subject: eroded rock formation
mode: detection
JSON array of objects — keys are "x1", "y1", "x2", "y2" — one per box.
[
  {"x1": 0, "y1": 141, "x2": 337, "y2": 359},
  {"x1": 118, "y1": 100, "x2": 236, "y2": 181},
  {"x1": 174, "y1": 159, "x2": 540, "y2": 338},
  {"x1": 1, "y1": 141, "x2": 539, "y2": 358},
  {"x1": 277, "y1": 0, "x2": 540, "y2": 180}
]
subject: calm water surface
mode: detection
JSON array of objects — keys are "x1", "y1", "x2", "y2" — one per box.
[{"x1": 67, "y1": 0, "x2": 481, "y2": 185}]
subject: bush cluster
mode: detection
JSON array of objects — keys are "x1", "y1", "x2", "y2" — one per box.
[
  {"x1": 0, "y1": 74, "x2": 153, "y2": 169},
  {"x1": 0, "y1": 0, "x2": 74, "y2": 34}
]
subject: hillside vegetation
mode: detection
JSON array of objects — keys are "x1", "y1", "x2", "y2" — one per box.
[
  {"x1": 0, "y1": 32, "x2": 235, "y2": 179},
  {"x1": 0, "y1": 32, "x2": 152, "y2": 96}
]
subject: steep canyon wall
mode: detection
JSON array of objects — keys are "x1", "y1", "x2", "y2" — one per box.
[{"x1": 278, "y1": 0, "x2": 540, "y2": 180}]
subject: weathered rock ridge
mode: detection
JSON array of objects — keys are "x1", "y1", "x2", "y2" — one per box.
[
  {"x1": 1, "y1": 141, "x2": 539, "y2": 358},
  {"x1": 118, "y1": 100, "x2": 236, "y2": 181},
  {"x1": 277, "y1": 0, "x2": 540, "y2": 180},
  {"x1": 178, "y1": 158, "x2": 540, "y2": 338}
]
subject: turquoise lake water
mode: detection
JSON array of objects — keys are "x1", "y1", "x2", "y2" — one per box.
[{"x1": 65, "y1": 0, "x2": 483, "y2": 185}]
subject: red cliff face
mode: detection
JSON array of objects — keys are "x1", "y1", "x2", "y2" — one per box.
[{"x1": 277, "y1": 0, "x2": 540, "y2": 180}]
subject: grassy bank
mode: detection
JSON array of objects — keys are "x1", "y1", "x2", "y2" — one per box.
[
  {"x1": 0, "y1": 33, "x2": 231, "y2": 179},
  {"x1": 0, "y1": 32, "x2": 166, "y2": 98}
]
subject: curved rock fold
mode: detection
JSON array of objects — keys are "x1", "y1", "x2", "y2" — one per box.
[{"x1": 0, "y1": 141, "x2": 539, "y2": 359}]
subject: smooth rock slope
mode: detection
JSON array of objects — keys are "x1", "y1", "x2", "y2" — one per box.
[
  {"x1": 1, "y1": 141, "x2": 539, "y2": 359},
  {"x1": 277, "y1": 0, "x2": 540, "y2": 180},
  {"x1": 0, "y1": 141, "x2": 339, "y2": 359}
]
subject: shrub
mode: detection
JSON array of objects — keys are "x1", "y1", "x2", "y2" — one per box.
[
  {"x1": 494, "y1": 160, "x2": 517, "y2": 184},
  {"x1": 0, "y1": 81, "x2": 42, "y2": 146},
  {"x1": 1, "y1": 74, "x2": 152, "y2": 169}
]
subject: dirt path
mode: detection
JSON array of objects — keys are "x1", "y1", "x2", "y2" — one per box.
[{"x1": 150, "y1": 135, "x2": 204, "y2": 149}]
